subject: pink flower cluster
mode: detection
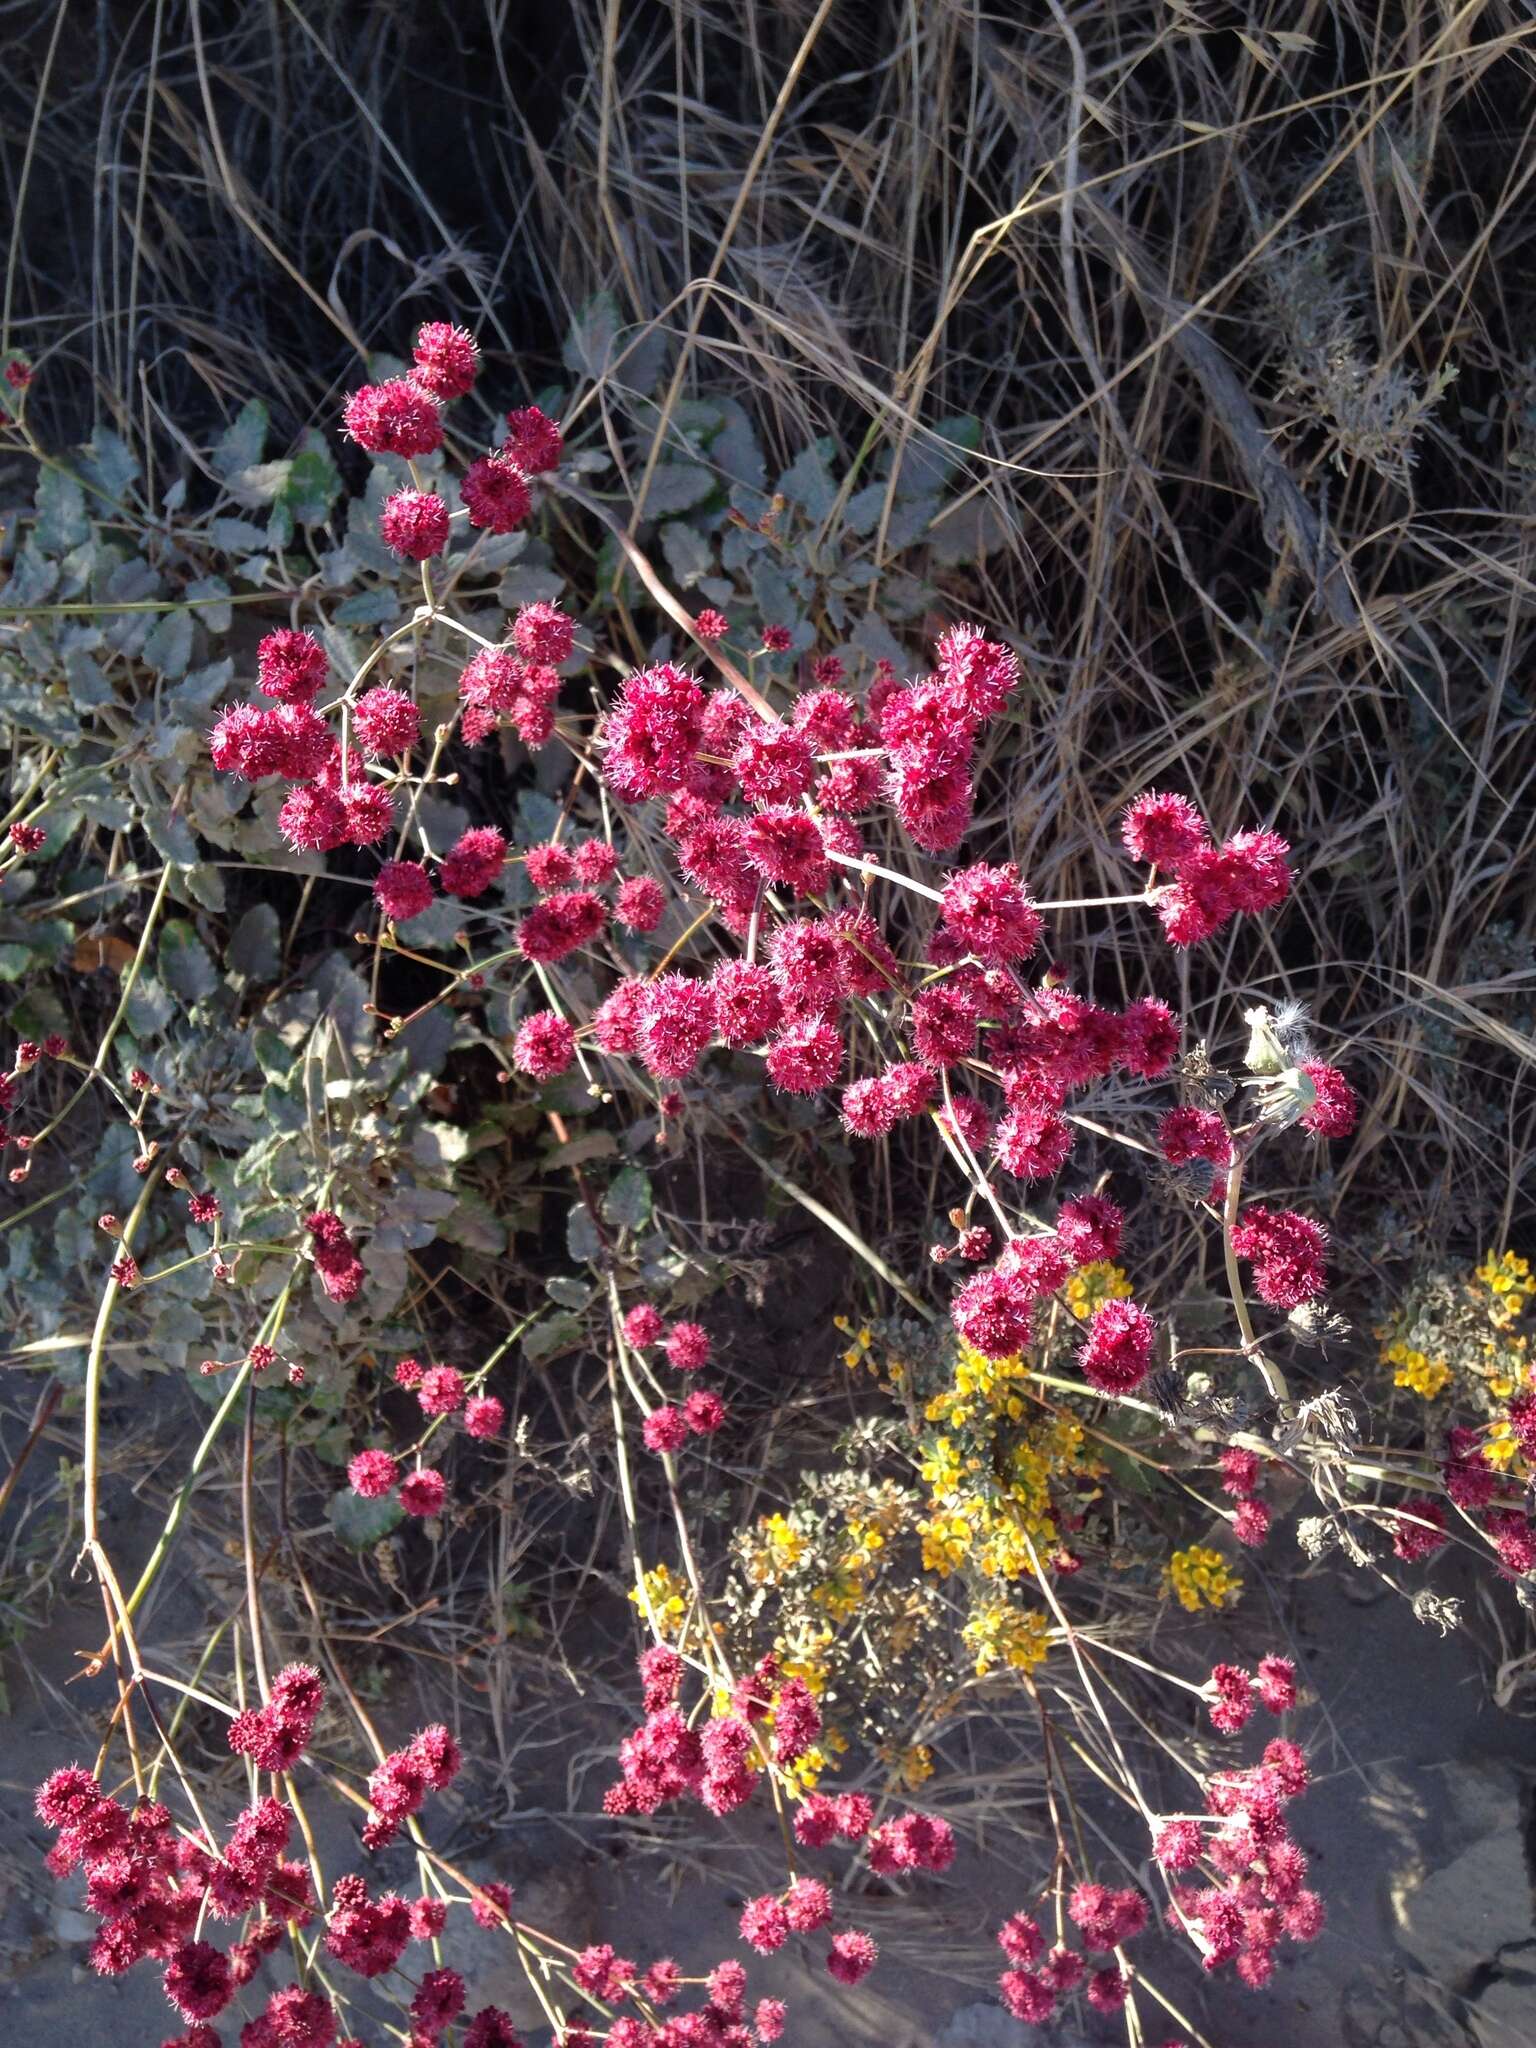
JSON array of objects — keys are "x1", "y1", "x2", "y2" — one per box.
[
  {"x1": 304, "y1": 1209, "x2": 365, "y2": 1304},
  {"x1": 362, "y1": 1723, "x2": 462, "y2": 1849},
  {"x1": 1121, "y1": 791, "x2": 1292, "y2": 947},
  {"x1": 1229, "y1": 1206, "x2": 1329, "y2": 1310},
  {"x1": 619, "y1": 1304, "x2": 728, "y2": 1455},
  {"x1": 993, "y1": 1883, "x2": 1148, "y2": 2025},
  {"x1": 1161, "y1": 1736, "x2": 1324, "y2": 1989}
]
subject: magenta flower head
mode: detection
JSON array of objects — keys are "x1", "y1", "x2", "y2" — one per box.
[
  {"x1": 374, "y1": 860, "x2": 434, "y2": 924},
  {"x1": 826, "y1": 1929, "x2": 878, "y2": 1985},
  {"x1": 353, "y1": 685, "x2": 420, "y2": 759},
  {"x1": 614, "y1": 874, "x2": 665, "y2": 932},
  {"x1": 399, "y1": 1467, "x2": 447, "y2": 1518},
  {"x1": 940, "y1": 861, "x2": 1043, "y2": 965},
  {"x1": 512, "y1": 1009, "x2": 576, "y2": 1079},
  {"x1": 257, "y1": 628, "x2": 328, "y2": 704},
  {"x1": 464, "y1": 1394, "x2": 505, "y2": 1439},
  {"x1": 343, "y1": 378, "x2": 443, "y2": 457},
  {"x1": 441, "y1": 824, "x2": 507, "y2": 899},
  {"x1": 462, "y1": 451, "x2": 531, "y2": 534},
  {"x1": 411, "y1": 321, "x2": 479, "y2": 400},
  {"x1": 1121, "y1": 789, "x2": 1209, "y2": 867},
  {"x1": 380, "y1": 488, "x2": 450, "y2": 561},
  {"x1": 348, "y1": 1449, "x2": 399, "y2": 1500},
  {"x1": 505, "y1": 404, "x2": 563, "y2": 475},
  {"x1": 512, "y1": 601, "x2": 576, "y2": 666},
  {"x1": 1078, "y1": 1299, "x2": 1156, "y2": 1394},
  {"x1": 952, "y1": 1266, "x2": 1034, "y2": 1360}
]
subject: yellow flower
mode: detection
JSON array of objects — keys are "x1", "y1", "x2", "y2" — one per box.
[
  {"x1": 963, "y1": 1601, "x2": 1050, "y2": 1676},
  {"x1": 1393, "y1": 1349, "x2": 1451, "y2": 1399},
  {"x1": 1166, "y1": 1544, "x2": 1241, "y2": 1613},
  {"x1": 919, "y1": 1513, "x2": 973, "y2": 1576},
  {"x1": 630, "y1": 1562, "x2": 688, "y2": 1639},
  {"x1": 1064, "y1": 1260, "x2": 1133, "y2": 1322}
]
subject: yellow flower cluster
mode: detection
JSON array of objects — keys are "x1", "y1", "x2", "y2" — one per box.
[
  {"x1": 1386, "y1": 1341, "x2": 1452, "y2": 1399},
  {"x1": 1064, "y1": 1260, "x2": 1134, "y2": 1322},
  {"x1": 962, "y1": 1600, "x2": 1051, "y2": 1677},
  {"x1": 1474, "y1": 1249, "x2": 1535, "y2": 1328},
  {"x1": 1166, "y1": 1543, "x2": 1242, "y2": 1613},
  {"x1": 630, "y1": 1562, "x2": 689, "y2": 1639}
]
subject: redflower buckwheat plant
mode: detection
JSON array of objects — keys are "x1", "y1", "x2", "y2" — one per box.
[{"x1": 6, "y1": 306, "x2": 1528, "y2": 2048}]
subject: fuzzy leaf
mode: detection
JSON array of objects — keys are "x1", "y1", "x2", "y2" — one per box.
[
  {"x1": 228, "y1": 904, "x2": 281, "y2": 984},
  {"x1": 142, "y1": 607, "x2": 193, "y2": 679},
  {"x1": 563, "y1": 290, "x2": 621, "y2": 379},
  {"x1": 602, "y1": 1165, "x2": 652, "y2": 1232},
  {"x1": 34, "y1": 468, "x2": 90, "y2": 555},
  {"x1": 159, "y1": 919, "x2": 218, "y2": 1000},
  {"x1": 328, "y1": 1488, "x2": 403, "y2": 1549},
  {"x1": 213, "y1": 398, "x2": 269, "y2": 481},
  {"x1": 566, "y1": 1200, "x2": 602, "y2": 1264}
]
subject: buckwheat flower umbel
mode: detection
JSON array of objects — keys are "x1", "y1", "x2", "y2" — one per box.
[
  {"x1": 1086, "y1": 1966, "x2": 1129, "y2": 2014},
  {"x1": 1056, "y1": 1193, "x2": 1124, "y2": 1264},
  {"x1": 841, "y1": 1074, "x2": 898, "y2": 1138},
  {"x1": 306, "y1": 1210, "x2": 365, "y2": 1304},
  {"x1": 998, "y1": 1970, "x2": 1055, "y2": 2023},
  {"x1": 1118, "y1": 995, "x2": 1181, "y2": 1076},
  {"x1": 163, "y1": 1940, "x2": 233, "y2": 2022},
  {"x1": 783, "y1": 1876, "x2": 833, "y2": 1932},
  {"x1": 826, "y1": 1929, "x2": 878, "y2": 1984},
  {"x1": 934, "y1": 623, "x2": 1018, "y2": 716},
  {"x1": 1078, "y1": 1299, "x2": 1156, "y2": 1394},
  {"x1": 642, "y1": 1406, "x2": 690, "y2": 1454},
  {"x1": 594, "y1": 977, "x2": 647, "y2": 1054},
  {"x1": 1217, "y1": 829, "x2": 1292, "y2": 912},
  {"x1": 1159, "y1": 1105, "x2": 1233, "y2": 1171},
  {"x1": 504, "y1": 403, "x2": 563, "y2": 474},
  {"x1": 441, "y1": 824, "x2": 507, "y2": 898},
  {"x1": 739, "y1": 1894, "x2": 789, "y2": 1953},
  {"x1": 603, "y1": 663, "x2": 707, "y2": 800},
  {"x1": 666, "y1": 1322, "x2": 711, "y2": 1372},
  {"x1": 341, "y1": 783, "x2": 394, "y2": 845},
  {"x1": 348, "y1": 1449, "x2": 399, "y2": 1499},
  {"x1": 734, "y1": 718, "x2": 815, "y2": 804},
  {"x1": 343, "y1": 377, "x2": 443, "y2": 456},
  {"x1": 765, "y1": 1018, "x2": 842, "y2": 1094},
  {"x1": 380, "y1": 488, "x2": 450, "y2": 560},
  {"x1": 952, "y1": 1266, "x2": 1033, "y2": 1359},
  {"x1": 1154, "y1": 1819, "x2": 1204, "y2": 1869},
  {"x1": 1299, "y1": 1059, "x2": 1358, "y2": 1137},
  {"x1": 460, "y1": 1394, "x2": 503, "y2": 1440},
  {"x1": 683, "y1": 1388, "x2": 726, "y2": 1435},
  {"x1": 518, "y1": 887, "x2": 607, "y2": 963},
  {"x1": 352, "y1": 684, "x2": 420, "y2": 759},
  {"x1": 693, "y1": 607, "x2": 729, "y2": 642},
  {"x1": 374, "y1": 860, "x2": 434, "y2": 922},
  {"x1": 512, "y1": 1010, "x2": 575, "y2": 1079},
  {"x1": 256, "y1": 628, "x2": 328, "y2": 704},
  {"x1": 399, "y1": 1468, "x2": 447, "y2": 1518},
  {"x1": 639, "y1": 973, "x2": 716, "y2": 1079},
  {"x1": 416, "y1": 1364, "x2": 465, "y2": 1417},
  {"x1": 754, "y1": 1996, "x2": 788, "y2": 2042},
  {"x1": 1208, "y1": 1663, "x2": 1256, "y2": 1734},
  {"x1": 525, "y1": 844, "x2": 576, "y2": 891},
  {"x1": 9, "y1": 821, "x2": 46, "y2": 853},
  {"x1": 512, "y1": 600, "x2": 576, "y2": 666},
  {"x1": 461, "y1": 451, "x2": 532, "y2": 533},
  {"x1": 997, "y1": 1912, "x2": 1045, "y2": 1967},
  {"x1": 411, "y1": 321, "x2": 479, "y2": 400},
  {"x1": 277, "y1": 783, "x2": 345, "y2": 853},
  {"x1": 742, "y1": 807, "x2": 830, "y2": 892},
  {"x1": 709, "y1": 960, "x2": 783, "y2": 1046},
  {"x1": 1122, "y1": 790, "x2": 1208, "y2": 867},
  {"x1": 1256, "y1": 1654, "x2": 1297, "y2": 1713},
  {"x1": 995, "y1": 1106, "x2": 1073, "y2": 1181},
  {"x1": 1230, "y1": 1206, "x2": 1329, "y2": 1308},
  {"x1": 1233, "y1": 1498, "x2": 1272, "y2": 1547},
  {"x1": 940, "y1": 862, "x2": 1043, "y2": 965},
  {"x1": 614, "y1": 874, "x2": 665, "y2": 932}
]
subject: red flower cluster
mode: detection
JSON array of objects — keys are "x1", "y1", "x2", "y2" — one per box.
[
  {"x1": 305, "y1": 1209, "x2": 365, "y2": 1304},
  {"x1": 1229, "y1": 1206, "x2": 1329, "y2": 1309},
  {"x1": 362, "y1": 1724, "x2": 462, "y2": 1849},
  {"x1": 1121, "y1": 790, "x2": 1292, "y2": 947}
]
